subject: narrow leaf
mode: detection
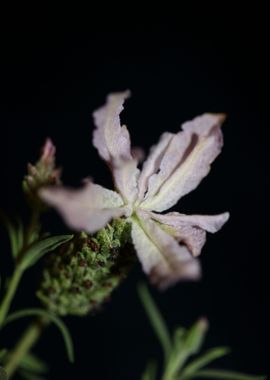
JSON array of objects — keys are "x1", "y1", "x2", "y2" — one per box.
[
  {"x1": 4, "y1": 308, "x2": 74, "y2": 363},
  {"x1": 195, "y1": 369, "x2": 267, "y2": 380},
  {"x1": 180, "y1": 347, "x2": 230, "y2": 378},
  {"x1": 0, "y1": 350, "x2": 7, "y2": 361},
  {"x1": 19, "y1": 352, "x2": 48, "y2": 374},
  {"x1": 165, "y1": 319, "x2": 208, "y2": 378},
  {"x1": 138, "y1": 283, "x2": 172, "y2": 361},
  {"x1": 0, "y1": 367, "x2": 7, "y2": 380},
  {"x1": 6, "y1": 220, "x2": 19, "y2": 259},
  {"x1": 184, "y1": 318, "x2": 208, "y2": 355},
  {"x1": 0, "y1": 212, "x2": 24, "y2": 259},
  {"x1": 141, "y1": 360, "x2": 157, "y2": 380},
  {"x1": 16, "y1": 219, "x2": 24, "y2": 254},
  {"x1": 173, "y1": 326, "x2": 187, "y2": 352},
  {"x1": 20, "y1": 235, "x2": 73, "y2": 270}
]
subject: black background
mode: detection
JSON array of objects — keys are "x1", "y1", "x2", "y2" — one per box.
[{"x1": 0, "y1": 13, "x2": 269, "y2": 379}]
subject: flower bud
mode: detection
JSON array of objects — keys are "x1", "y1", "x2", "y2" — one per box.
[{"x1": 23, "y1": 139, "x2": 61, "y2": 209}]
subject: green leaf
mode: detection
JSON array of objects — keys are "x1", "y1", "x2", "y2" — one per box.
[
  {"x1": 4, "y1": 308, "x2": 74, "y2": 363},
  {"x1": 195, "y1": 369, "x2": 267, "y2": 380},
  {"x1": 19, "y1": 352, "x2": 47, "y2": 374},
  {"x1": 6, "y1": 221, "x2": 19, "y2": 258},
  {"x1": 0, "y1": 367, "x2": 7, "y2": 380},
  {"x1": 183, "y1": 319, "x2": 208, "y2": 356},
  {"x1": 180, "y1": 347, "x2": 230, "y2": 379},
  {"x1": 141, "y1": 360, "x2": 157, "y2": 380},
  {"x1": 16, "y1": 219, "x2": 24, "y2": 254},
  {"x1": 173, "y1": 327, "x2": 187, "y2": 353},
  {"x1": 20, "y1": 235, "x2": 73, "y2": 270},
  {"x1": 4, "y1": 218, "x2": 24, "y2": 259},
  {"x1": 0, "y1": 350, "x2": 7, "y2": 361},
  {"x1": 164, "y1": 319, "x2": 208, "y2": 379},
  {"x1": 138, "y1": 283, "x2": 172, "y2": 362}
]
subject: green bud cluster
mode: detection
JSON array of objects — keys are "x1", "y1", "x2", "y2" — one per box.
[{"x1": 37, "y1": 219, "x2": 135, "y2": 316}]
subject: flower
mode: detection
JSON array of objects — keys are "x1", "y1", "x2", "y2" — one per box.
[{"x1": 40, "y1": 91, "x2": 229, "y2": 289}]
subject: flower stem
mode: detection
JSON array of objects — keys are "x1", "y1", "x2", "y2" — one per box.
[
  {"x1": 0, "y1": 266, "x2": 23, "y2": 328},
  {"x1": 4, "y1": 317, "x2": 48, "y2": 378}
]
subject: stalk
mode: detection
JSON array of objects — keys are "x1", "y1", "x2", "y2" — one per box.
[
  {"x1": 4, "y1": 318, "x2": 48, "y2": 378},
  {"x1": 0, "y1": 267, "x2": 23, "y2": 328}
]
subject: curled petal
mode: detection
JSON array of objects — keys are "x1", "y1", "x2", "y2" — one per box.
[
  {"x1": 40, "y1": 182, "x2": 126, "y2": 233},
  {"x1": 151, "y1": 211, "x2": 230, "y2": 232},
  {"x1": 131, "y1": 210, "x2": 201, "y2": 289},
  {"x1": 93, "y1": 91, "x2": 132, "y2": 163},
  {"x1": 139, "y1": 130, "x2": 193, "y2": 202},
  {"x1": 140, "y1": 113, "x2": 226, "y2": 211},
  {"x1": 137, "y1": 132, "x2": 174, "y2": 201},
  {"x1": 150, "y1": 211, "x2": 229, "y2": 256},
  {"x1": 93, "y1": 91, "x2": 140, "y2": 202}
]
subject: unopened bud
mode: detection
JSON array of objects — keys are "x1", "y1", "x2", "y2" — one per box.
[{"x1": 23, "y1": 138, "x2": 61, "y2": 209}]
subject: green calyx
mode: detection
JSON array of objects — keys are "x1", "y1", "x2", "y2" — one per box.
[{"x1": 37, "y1": 219, "x2": 135, "y2": 316}]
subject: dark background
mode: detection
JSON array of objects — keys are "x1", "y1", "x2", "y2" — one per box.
[{"x1": 0, "y1": 15, "x2": 269, "y2": 379}]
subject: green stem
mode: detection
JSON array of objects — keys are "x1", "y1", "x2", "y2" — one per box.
[
  {"x1": 0, "y1": 210, "x2": 40, "y2": 328},
  {"x1": 0, "y1": 266, "x2": 23, "y2": 328},
  {"x1": 4, "y1": 318, "x2": 48, "y2": 378}
]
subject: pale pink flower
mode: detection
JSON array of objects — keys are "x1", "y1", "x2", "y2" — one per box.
[{"x1": 40, "y1": 92, "x2": 229, "y2": 289}]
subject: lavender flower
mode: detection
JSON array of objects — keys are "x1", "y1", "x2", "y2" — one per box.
[{"x1": 40, "y1": 92, "x2": 229, "y2": 289}]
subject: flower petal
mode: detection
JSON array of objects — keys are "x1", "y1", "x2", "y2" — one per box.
[
  {"x1": 112, "y1": 160, "x2": 140, "y2": 203},
  {"x1": 131, "y1": 146, "x2": 145, "y2": 163},
  {"x1": 140, "y1": 113, "x2": 226, "y2": 211},
  {"x1": 139, "y1": 130, "x2": 194, "y2": 202},
  {"x1": 150, "y1": 211, "x2": 229, "y2": 256},
  {"x1": 137, "y1": 132, "x2": 174, "y2": 201},
  {"x1": 131, "y1": 210, "x2": 201, "y2": 289},
  {"x1": 40, "y1": 182, "x2": 126, "y2": 233},
  {"x1": 92, "y1": 91, "x2": 139, "y2": 202}
]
